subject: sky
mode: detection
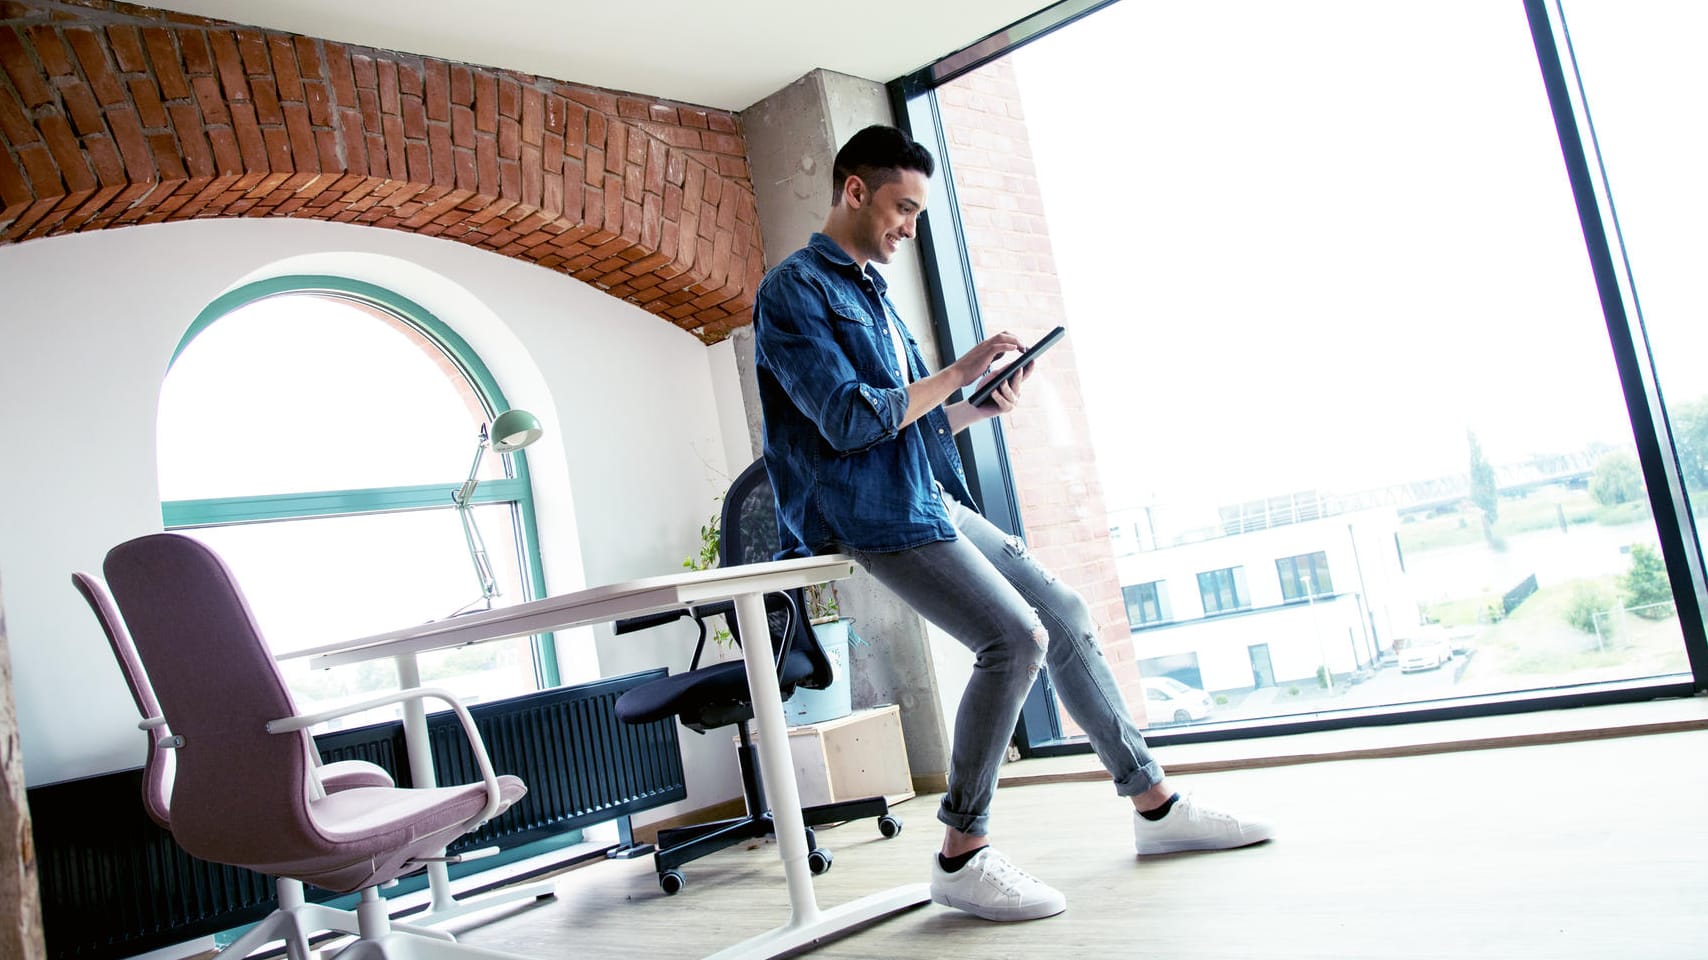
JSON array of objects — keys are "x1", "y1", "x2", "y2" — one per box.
[{"x1": 1004, "y1": 0, "x2": 1707, "y2": 513}]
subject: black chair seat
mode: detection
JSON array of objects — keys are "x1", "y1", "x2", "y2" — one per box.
[{"x1": 615, "y1": 649, "x2": 816, "y2": 727}]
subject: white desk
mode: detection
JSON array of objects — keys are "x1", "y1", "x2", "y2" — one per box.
[{"x1": 286, "y1": 554, "x2": 929, "y2": 960}]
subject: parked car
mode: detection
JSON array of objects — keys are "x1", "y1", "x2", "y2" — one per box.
[
  {"x1": 1143, "y1": 676, "x2": 1213, "y2": 723},
  {"x1": 1399, "y1": 628, "x2": 1454, "y2": 672}
]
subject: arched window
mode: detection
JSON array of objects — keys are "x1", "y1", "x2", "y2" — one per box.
[{"x1": 158, "y1": 275, "x2": 555, "y2": 721}]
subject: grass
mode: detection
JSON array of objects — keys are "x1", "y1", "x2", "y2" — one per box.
[
  {"x1": 1398, "y1": 487, "x2": 1623, "y2": 554},
  {"x1": 1424, "y1": 593, "x2": 1501, "y2": 628},
  {"x1": 1454, "y1": 576, "x2": 1690, "y2": 681},
  {"x1": 1407, "y1": 484, "x2": 1699, "y2": 686}
]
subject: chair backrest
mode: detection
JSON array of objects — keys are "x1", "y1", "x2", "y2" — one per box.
[
  {"x1": 720, "y1": 459, "x2": 833, "y2": 689},
  {"x1": 71, "y1": 572, "x2": 173, "y2": 830},
  {"x1": 102, "y1": 533, "x2": 322, "y2": 870}
]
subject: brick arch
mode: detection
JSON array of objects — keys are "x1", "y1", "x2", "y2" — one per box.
[{"x1": 0, "y1": 1, "x2": 761, "y2": 343}]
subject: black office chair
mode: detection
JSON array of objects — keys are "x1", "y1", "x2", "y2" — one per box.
[{"x1": 613, "y1": 458, "x2": 902, "y2": 895}]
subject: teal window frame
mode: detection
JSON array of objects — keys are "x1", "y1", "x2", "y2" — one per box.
[{"x1": 159, "y1": 274, "x2": 559, "y2": 687}]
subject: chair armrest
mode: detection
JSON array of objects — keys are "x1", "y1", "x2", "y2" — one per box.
[
  {"x1": 614, "y1": 600, "x2": 741, "y2": 671},
  {"x1": 612, "y1": 607, "x2": 690, "y2": 634},
  {"x1": 136, "y1": 714, "x2": 185, "y2": 749},
  {"x1": 265, "y1": 687, "x2": 503, "y2": 827}
]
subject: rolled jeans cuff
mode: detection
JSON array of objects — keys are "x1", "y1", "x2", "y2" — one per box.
[
  {"x1": 936, "y1": 804, "x2": 992, "y2": 838},
  {"x1": 1112, "y1": 758, "x2": 1167, "y2": 798}
]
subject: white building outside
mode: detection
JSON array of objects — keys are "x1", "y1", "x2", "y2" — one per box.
[{"x1": 1111, "y1": 501, "x2": 1423, "y2": 694}]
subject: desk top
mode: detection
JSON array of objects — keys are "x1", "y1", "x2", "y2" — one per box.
[{"x1": 285, "y1": 553, "x2": 857, "y2": 671}]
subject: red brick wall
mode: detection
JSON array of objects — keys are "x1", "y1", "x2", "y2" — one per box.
[
  {"x1": 0, "y1": 0, "x2": 760, "y2": 342},
  {"x1": 937, "y1": 59, "x2": 1147, "y2": 731}
]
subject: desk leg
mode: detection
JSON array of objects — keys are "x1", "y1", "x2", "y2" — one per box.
[
  {"x1": 708, "y1": 592, "x2": 928, "y2": 960},
  {"x1": 390, "y1": 654, "x2": 558, "y2": 925},
  {"x1": 394, "y1": 654, "x2": 456, "y2": 911}
]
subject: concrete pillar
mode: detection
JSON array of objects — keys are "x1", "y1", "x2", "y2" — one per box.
[
  {"x1": 0, "y1": 577, "x2": 46, "y2": 960},
  {"x1": 739, "y1": 70, "x2": 952, "y2": 793}
]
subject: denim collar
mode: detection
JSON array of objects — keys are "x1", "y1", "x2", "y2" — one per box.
[{"x1": 806, "y1": 232, "x2": 889, "y2": 296}]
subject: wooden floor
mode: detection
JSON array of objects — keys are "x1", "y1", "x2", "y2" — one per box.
[{"x1": 427, "y1": 727, "x2": 1708, "y2": 960}]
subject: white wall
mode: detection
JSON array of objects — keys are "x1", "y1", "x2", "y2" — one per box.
[{"x1": 0, "y1": 217, "x2": 745, "y2": 825}]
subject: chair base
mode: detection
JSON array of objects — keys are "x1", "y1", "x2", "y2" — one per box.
[
  {"x1": 218, "y1": 881, "x2": 455, "y2": 960},
  {"x1": 652, "y1": 794, "x2": 892, "y2": 886},
  {"x1": 332, "y1": 932, "x2": 535, "y2": 960},
  {"x1": 323, "y1": 887, "x2": 537, "y2": 960}
]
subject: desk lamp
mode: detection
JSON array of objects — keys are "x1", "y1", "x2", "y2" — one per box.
[{"x1": 451, "y1": 408, "x2": 542, "y2": 614}]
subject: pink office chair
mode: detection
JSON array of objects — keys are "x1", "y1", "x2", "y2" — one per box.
[
  {"x1": 72, "y1": 571, "x2": 444, "y2": 960},
  {"x1": 99, "y1": 533, "x2": 536, "y2": 960}
]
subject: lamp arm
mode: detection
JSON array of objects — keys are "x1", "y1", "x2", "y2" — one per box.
[
  {"x1": 451, "y1": 428, "x2": 498, "y2": 614},
  {"x1": 460, "y1": 502, "x2": 498, "y2": 601},
  {"x1": 452, "y1": 432, "x2": 488, "y2": 509}
]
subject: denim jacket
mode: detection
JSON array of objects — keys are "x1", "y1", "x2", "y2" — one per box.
[{"x1": 753, "y1": 233, "x2": 977, "y2": 558}]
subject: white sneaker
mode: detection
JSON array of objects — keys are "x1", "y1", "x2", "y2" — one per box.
[
  {"x1": 1133, "y1": 793, "x2": 1274, "y2": 855},
  {"x1": 929, "y1": 847, "x2": 1067, "y2": 922}
]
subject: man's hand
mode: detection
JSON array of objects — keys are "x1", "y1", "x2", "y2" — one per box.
[
  {"x1": 902, "y1": 330, "x2": 1024, "y2": 429},
  {"x1": 947, "y1": 331, "x2": 1025, "y2": 389},
  {"x1": 947, "y1": 355, "x2": 1032, "y2": 433}
]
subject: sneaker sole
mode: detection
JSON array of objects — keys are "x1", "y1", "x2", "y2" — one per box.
[
  {"x1": 1136, "y1": 830, "x2": 1275, "y2": 856},
  {"x1": 929, "y1": 888, "x2": 1067, "y2": 922}
]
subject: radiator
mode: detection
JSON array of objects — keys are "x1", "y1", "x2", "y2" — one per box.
[{"x1": 31, "y1": 669, "x2": 684, "y2": 960}]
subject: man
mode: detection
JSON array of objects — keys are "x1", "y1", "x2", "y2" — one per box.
[{"x1": 753, "y1": 124, "x2": 1273, "y2": 923}]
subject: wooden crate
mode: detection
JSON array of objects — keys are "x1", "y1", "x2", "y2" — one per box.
[{"x1": 747, "y1": 704, "x2": 914, "y2": 808}]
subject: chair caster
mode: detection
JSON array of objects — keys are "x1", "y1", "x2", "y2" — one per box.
[
  {"x1": 808, "y1": 848, "x2": 833, "y2": 875},
  {"x1": 659, "y1": 870, "x2": 686, "y2": 895},
  {"x1": 878, "y1": 815, "x2": 902, "y2": 838}
]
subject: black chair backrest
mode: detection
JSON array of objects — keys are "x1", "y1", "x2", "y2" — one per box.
[{"x1": 721, "y1": 459, "x2": 834, "y2": 689}]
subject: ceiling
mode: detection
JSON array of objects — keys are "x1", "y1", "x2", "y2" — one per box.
[{"x1": 142, "y1": 0, "x2": 1052, "y2": 112}]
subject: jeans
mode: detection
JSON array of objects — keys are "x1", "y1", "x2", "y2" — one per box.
[{"x1": 840, "y1": 488, "x2": 1165, "y2": 836}]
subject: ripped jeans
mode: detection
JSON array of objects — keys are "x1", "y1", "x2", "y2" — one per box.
[{"x1": 839, "y1": 487, "x2": 1164, "y2": 836}]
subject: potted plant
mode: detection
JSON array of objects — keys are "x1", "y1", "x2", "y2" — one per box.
[
  {"x1": 683, "y1": 504, "x2": 734, "y2": 648},
  {"x1": 685, "y1": 502, "x2": 858, "y2": 725},
  {"x1": 786, "y1": 581, "x2": 858, "y2": 726}
]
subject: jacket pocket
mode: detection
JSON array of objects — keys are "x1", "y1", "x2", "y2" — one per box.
[{"x1": 826, "y1": 295, "x2": 874, "y2": 328}]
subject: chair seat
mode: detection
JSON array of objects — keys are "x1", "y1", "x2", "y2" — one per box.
[
  {"x1": 257, "y1": 776, "x2": 528, "y2": 894},
  {"x1": 615, "y1": 650, "x2": 816, "y2": 726},
  {"x1": 320, "y1": 759, "x2": 395, "y2": 791}
]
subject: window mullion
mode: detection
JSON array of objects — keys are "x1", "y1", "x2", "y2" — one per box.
[{"x1": 163, "y1": 478, "x2": 528, "y2": 528}]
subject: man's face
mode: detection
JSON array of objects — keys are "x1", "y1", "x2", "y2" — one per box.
[{"x1": 849, "y1": 169, "x2": 928, "y2": 265}]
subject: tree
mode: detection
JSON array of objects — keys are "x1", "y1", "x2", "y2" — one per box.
[
  {"x1": 1621, "y1": 543, "x2": 1675, "y2": 619},
  {"x1": 1564, "y1": 583, "x2": 1611, "y2": 634},
  {"x1": 1590, "y1": 451, "x2": 1644, "y2": 506},
  {"x1": 1669, "y1": 397, "x2": 1708, "y2": 489},
  {"x1": 1468, "y1": 429, "x2": 1498, "y2": 526}
]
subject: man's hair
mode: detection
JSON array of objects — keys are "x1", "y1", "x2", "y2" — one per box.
[{"x1": 831, "y1": 125, "x2": 934, "y2": 205}]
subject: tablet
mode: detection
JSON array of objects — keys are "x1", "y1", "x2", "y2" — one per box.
[{"x1": 967, "y1": 326, "x2": 1066, "y2": 408}]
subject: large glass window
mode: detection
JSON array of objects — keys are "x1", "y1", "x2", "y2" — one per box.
[
  {"x1": 1123, "y1": 580, "x2": 1172, "y2": 627},
  {"x1": 913, "y1": 0, "x2": 1700, "y2": 740},
  {"x1": 158, "y1": 277, "x2": 552, "y2": 727},
  {"x1": 1278, "y1": 552, "x2": 1334, "y2": 602},
  {"x1": 1197, "y1": 567, "x2": 1248, "y2": 616},
  {"x1": 1554, "y1": 0, "x2": 1708, "y2": 563}
]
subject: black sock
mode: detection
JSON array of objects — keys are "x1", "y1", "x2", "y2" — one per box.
[
  {"x1": 1138, "y1": 792, "x2": 1181, "y2": 822},
  {"x1": 938, "y1": 847, "x2": 985, "y2": 873}
]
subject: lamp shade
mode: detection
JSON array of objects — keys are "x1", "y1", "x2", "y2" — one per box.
[{"x1": 488, "y1": 408, "x2": 543, "y2": 452}]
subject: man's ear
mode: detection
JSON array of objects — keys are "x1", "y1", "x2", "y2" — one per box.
[{"x1": 842, "y1": 173, "x2": 868, "y2": 210}]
